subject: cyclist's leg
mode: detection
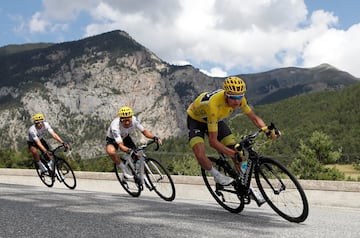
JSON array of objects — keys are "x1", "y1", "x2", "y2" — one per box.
[
  {"x1": 122, "y1": 136, "x2": 136, "y2": 149},
  {"x1": 106, "y1": 137, "x2": 121, "y2": 165},
  {"x1": 106, "y1": 137, "x2": 133, "y2": 178},
  {"x1": 28, "y1": 141, "x2": 47, "y2": 172},
  {"x1": 40, "y1": 139, "x2": 53, "y2": 166},
  {"x1": 218, "y1": 121, "x2": 242, "y2": 173},
  {"x1": 123, "y1": 136, "x2": 138, "y2": 161},
  {"x1": 188, "y1": 116, "x2": 211, "y2": 169},
  {"x1": 188, "y1": 116, "x2": 232, "y2": 185}
]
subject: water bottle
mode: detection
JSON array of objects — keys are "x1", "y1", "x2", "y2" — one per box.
[
  {"x1": 241, "y1": 161, "x2": 247, "y2": 174},
  {"x1": 135, "y1": 160, "x2": 140, "y2": 172},
  {"x1": 47, "y1": 159, "x2": 54, "y2": 170}
]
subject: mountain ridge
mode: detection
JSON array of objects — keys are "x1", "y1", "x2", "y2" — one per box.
[{"x1": 0, "y1": 30, "x2": 358, "y2": 157}]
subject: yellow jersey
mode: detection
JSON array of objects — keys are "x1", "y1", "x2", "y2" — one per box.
[{"x1": 187, "y1": 89, "x2": 252, "y2": 132}]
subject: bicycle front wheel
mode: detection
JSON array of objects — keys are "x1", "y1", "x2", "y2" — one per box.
[
  {"x1": 56, "y1": 158, "x2": 76, "y2": 189},
  {"x1": 255, "y1": 157, "x2": 309, "y2": 223},
  {"x1": 145, "y1": 158, "x2": 176, "y2": 201},
  {"x1": 114, "y1": 163, "x2": 141, "y2": 197},
  {"x1": 35, "y1": 159, "x2": 54, "y2": 187},
  {"x1": 201, "y1": 157, "x2": 244, "y2": 213}
]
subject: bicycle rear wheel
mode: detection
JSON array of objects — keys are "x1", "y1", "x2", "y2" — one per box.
[
  {"x1": 145, "y1": 158, "x2": 176, "y2": 201},
  {"x1": 201, "y1": 157, "x2": 244, "y2": 213},
  {"x1": 56, "y1": 158, "x2": 76, "y2": 189},
  {"x1": 114, "y1": 163, "x2": 141, "y2": 197},
  {"x1": 255, "y1": 157, "x2": 309, "y2": 223},
  {"x1": 35, "y1": 159, "x2": 54, "y2": 187}
]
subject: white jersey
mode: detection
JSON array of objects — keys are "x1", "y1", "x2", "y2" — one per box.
[
  {"x1": 27, "y1": 122, "x2": 54, "y2": 142},
  {"x1": 106, "y1": 116, "x2": 145, "y2": 144}
]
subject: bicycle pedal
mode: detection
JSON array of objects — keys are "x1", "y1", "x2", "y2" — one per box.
[
  {"x1": 215, "y1": 183, "x2": 224, "y2": 190},
  {"x1": 244, "y1": 195, "x2": 251, "y2": 204}
]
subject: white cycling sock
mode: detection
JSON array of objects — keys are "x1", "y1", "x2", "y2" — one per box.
[
  {"x1": 208, "y1": 167, "x2": 219, "y2": 177},
  {"x1": 119, "y1": 162, "x2": 126, "y2": 170}
]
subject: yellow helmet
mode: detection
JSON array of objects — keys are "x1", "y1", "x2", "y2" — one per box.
[
  {"x1": 223, "y1": 76, "x2": 246, "y2": 94},
  {"x1": 33, "y1": 113, "x2": 45, "y2": 123},
  {"x1": 118, "y1": 106, "x2": 134, "y2": 118}
]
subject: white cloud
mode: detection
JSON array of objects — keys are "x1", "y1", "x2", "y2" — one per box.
[
  {"x1": 29, "y1": 0, "x2": 360, "y2": 78},
  {"x1": 29, "y1": 12, "x2": 50, "y2": 33},
  {"x1": 303, "y1": 23, "x2": 360, "y2": 77},
  {"x1": 200, "y1": 67, "x2": 228, "y2": 77}
]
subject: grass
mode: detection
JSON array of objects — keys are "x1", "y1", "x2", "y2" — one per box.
[{"x1": 327, "y1": 164, "x2": 360, "y2": 181}]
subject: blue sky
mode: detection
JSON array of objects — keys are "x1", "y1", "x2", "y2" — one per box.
[{"x1": 1, "y1": 0, "x2": 360, "y2": 78}]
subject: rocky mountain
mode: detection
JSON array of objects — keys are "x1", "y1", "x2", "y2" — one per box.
[{"x1": 0, "y1": 30, "x2": 358, "y2": 158}]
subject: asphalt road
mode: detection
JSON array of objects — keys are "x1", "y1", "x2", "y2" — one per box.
[{"x1": 1, "y1": 172, "x2": 360, "y2": 238}]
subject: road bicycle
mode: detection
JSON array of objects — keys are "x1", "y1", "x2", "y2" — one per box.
[
  {"x1": 201, "y1": 123, "x2": 309, "y2": 223},
  {"x1": 34, "y1": 144, "x2": 76, "y2": 189},
  {"x1": 114, "y1": 139, "x2": 176, "y2": 201}
]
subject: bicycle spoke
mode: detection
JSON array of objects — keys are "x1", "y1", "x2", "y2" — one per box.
[
  {"x1": 114, "y1": 163, "x2": 141, "y2": 197},
  {"x1": 201, "y1": 157, "x2": 244, "y2": 213},
  {"x1": 35, "y1": 160, "x2": 54, "y2": 187},
  {"x1": 255, "y1": 157, "x2": 309, "y2": 223},
  {"x1": 56, "y1": 158, "x2": 76, "y2": 189},
  {"x1": 145, "y1": 158, "x2": 175, "y2": 201}
]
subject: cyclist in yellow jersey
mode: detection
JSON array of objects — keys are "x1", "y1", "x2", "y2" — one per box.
[{"x1": 187, "y1": 76, "x2": 277, "y2": 191}]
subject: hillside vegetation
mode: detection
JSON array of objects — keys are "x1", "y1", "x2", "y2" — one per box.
[
  {"x1": 229, "y1": 81, "x2": 360, "y2": 163},
  {"x1": 1, "y1": 82, "x2": 360, "y2": 181},
  {"x1": 161, "y1": 81, "x2": 360, "y2": 167}
]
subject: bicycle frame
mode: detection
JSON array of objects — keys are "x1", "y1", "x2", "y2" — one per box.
[
  {"x1": 236, "y1": 131, "x2": 262, "y2": 193},
  {"x1": 201, "y1": 123, "x2": 309, "y2": 222},
  {"x1": 115, "y1": 139, "x2": 176, "y2": 201},
  {"x1": 123, "y1": 147, "x2": 152, "y2": 189},
  {"x1": 35, "y1": 144, "x2": 76, "y2": 189}
]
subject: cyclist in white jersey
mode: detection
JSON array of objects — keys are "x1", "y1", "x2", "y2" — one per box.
[
  {"x1": 106, "y1": 106, "x2": 162, "y2": 178},
  {"x1": 27, "y1": 113, "x2": 69, "y2": 173}
]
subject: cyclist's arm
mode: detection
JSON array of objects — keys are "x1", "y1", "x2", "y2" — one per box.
[
  {"x1": 118, "y1": 142, "x2": 131, "y2": 153},
  {"x1": 45, "y1": 123, "x2": 65, "y2": 144},
  {"x1": 49, "y1": 131, "x2": 65, "y2": 144},
  {"x1": 142, "y1": 129, "x2": 162, "y2": 145},
  {"x1": 34, "y1": 139, "x2": 48, "y2": 153},
  {"x1": 246, "y1": 111, "x2": 277, "y2": 139},
  {"x1": 246, "y1": 111, "x2": 267, "y2": 129}
]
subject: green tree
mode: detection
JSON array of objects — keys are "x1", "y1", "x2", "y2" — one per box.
[
  {"x1": 290, "y1": 131, "x2": 344, "y2": 180},
  {"x1": 171, "y1": 154, "x2": 201, "y2": 176},
  {"x1": 308, "y1": 131, "x2": 342, "y2": 164}
]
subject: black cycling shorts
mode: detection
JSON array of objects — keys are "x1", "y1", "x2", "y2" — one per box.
[
  {"x1": 106, "y1": 136, "x2": 136, "y2": 150},
  {"x1": 27, "y1": 138, "x2": 50, "y2": 150},
  {"x1": 187, "y1": 115, "x2": 232, "y2": 142}
]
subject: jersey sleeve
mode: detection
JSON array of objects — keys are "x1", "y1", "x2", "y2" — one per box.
[
  {"x1": 239, "y1": 97, "x2": 252, "y2": 114},
  {"x1": 44, "y1": 122, "x2": 55, "y2": 134},
  {"x1": 28, "y1": 127, "x2": 39, "y2": 142},
  {"x1": 109, "y1": 119, "x2": 123, "y2": 144},
  {"x1": 133, "y1": 117, "x2": 145, "y2": 132}
]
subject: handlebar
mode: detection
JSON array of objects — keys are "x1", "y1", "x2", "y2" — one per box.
[
  {"x1": 235, "y1": 122, "x2": 280, "y2": 151},
  {"x1": 49, "y1": 143, "x2": 71, "y2": 155},
  {"x1": 130, "y1": 138, "x2": 160, "y2": 156}
]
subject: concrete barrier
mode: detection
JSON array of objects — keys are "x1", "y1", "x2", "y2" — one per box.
[{"x1": 1, "y1": 168, "x2": 359, "y2": 192}]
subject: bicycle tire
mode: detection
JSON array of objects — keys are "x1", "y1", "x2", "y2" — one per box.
[
  {"x1": 56, "y1": 158, "x2": 77, "y2": 189},
  {"x1": 145, "y1": 158, "x2": 176, "y2": 201},
  {"x1": 201, "y1": 156, "x2": 244, "y2": 213},
  {"x1": 34, "y1": 158, "x2": 55, "y2": 187},
  {"x1": 255, "y1": 157, "x2": 309, "y2": 223},
  {"x1": 114, "y1": 163, "x2": 141, "y2": 197}
]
